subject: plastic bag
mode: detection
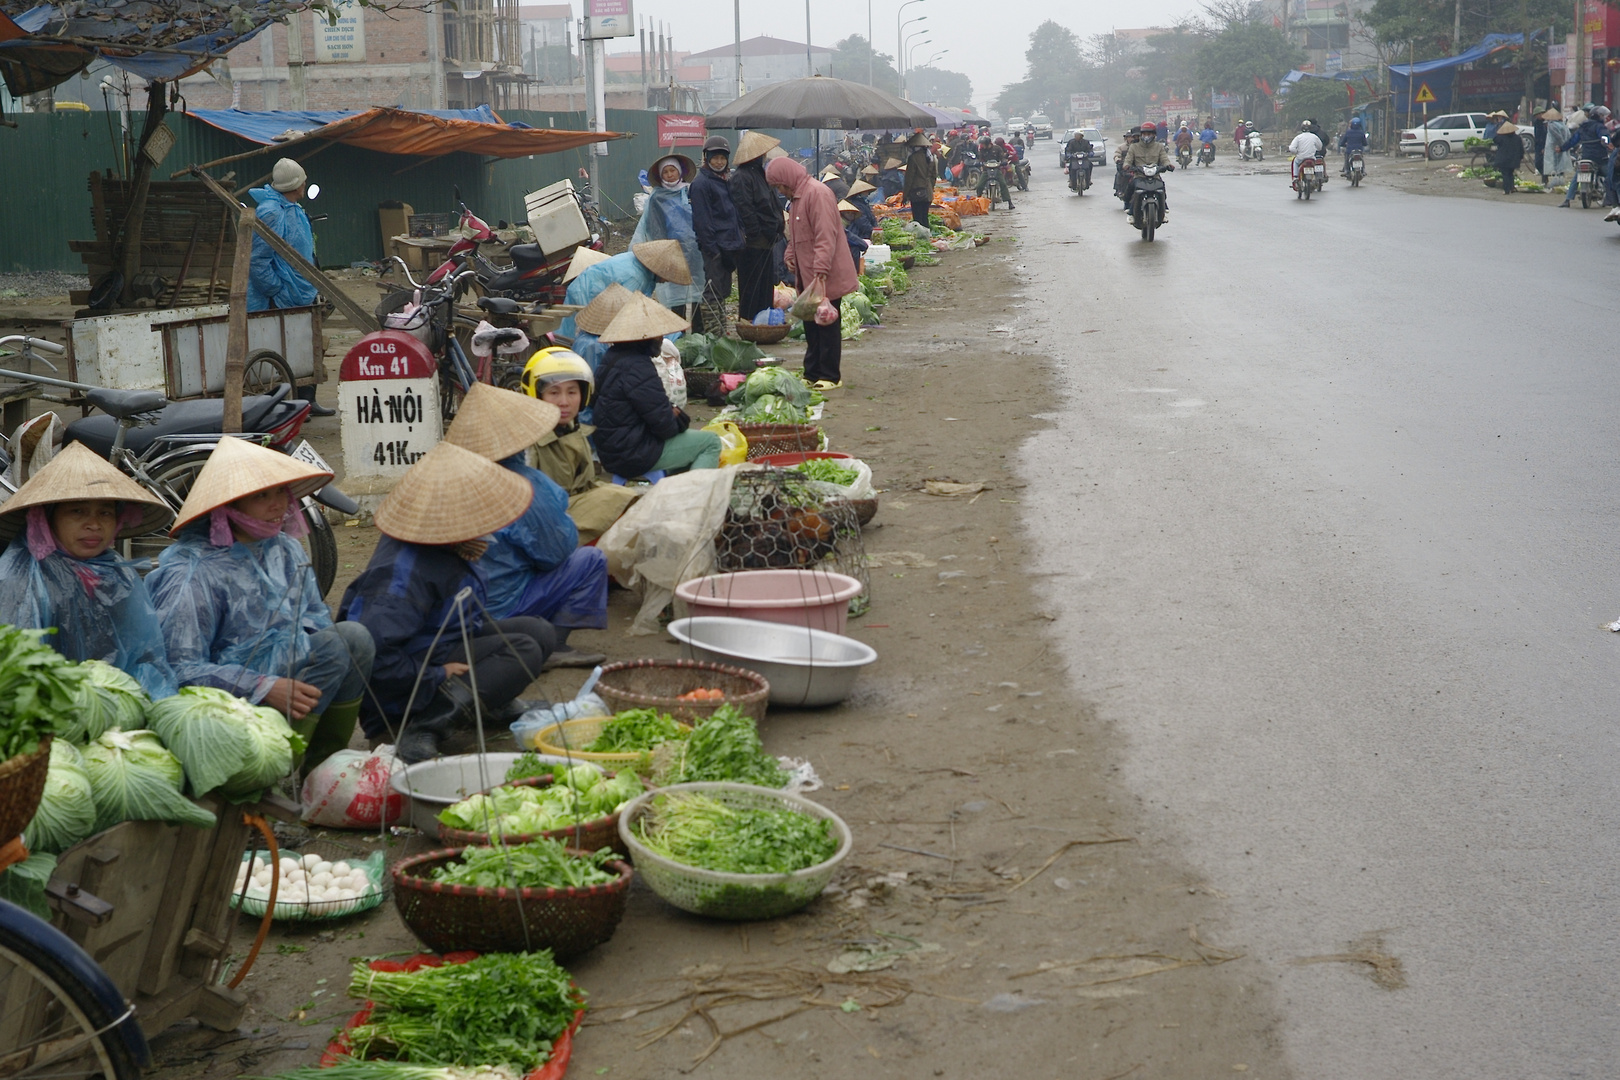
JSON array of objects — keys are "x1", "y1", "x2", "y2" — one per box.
[
  {"x1": 598, "y1": 468, "x2": 741, "y2": 634},
  {"x1": 703, "y1": 419, "x2": 749, "y2": 466},
  {"x1": 651, "y1": 338, "x2": 687, "y2": 408},
  {"x1": 814, "y1": 299, "x2": 840, "y2": 326},
  {"x1": 299, "y1": 746, "x2": 405, "y2": 829},
  {"x1": 773, "y1": 285, "x2": 797, "y2": 310},
  {"x1": 789, "y1": 281, "x2": 825, "y2": 321}
]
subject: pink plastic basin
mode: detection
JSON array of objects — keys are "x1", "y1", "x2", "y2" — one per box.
[{"x1": 675, "y1": 570, "x2": 864, "y2": 635}]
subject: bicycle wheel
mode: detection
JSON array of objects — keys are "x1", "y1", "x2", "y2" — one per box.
[
  {"x1": 0, "y1": 901, "x2": 147, "y2": 1080},
  {"x1": 242, "y1": 350, "x2": 295, "y2": 397}
]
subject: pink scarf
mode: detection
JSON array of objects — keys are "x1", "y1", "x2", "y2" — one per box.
[
  {"x1": 26, "y1": 504, "x2": 144, "y2": 560},
  {"x1": 207, "y1": 488, "x2": 309, "y2": 547}
]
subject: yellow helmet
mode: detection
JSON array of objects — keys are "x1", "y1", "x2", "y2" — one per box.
[{"x1": 520, "y1": 347, "x2": 594, "y2": 405}]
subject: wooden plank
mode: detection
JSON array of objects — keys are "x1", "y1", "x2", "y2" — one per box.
[
  {"x1": 178, "y1": 802, "x2": 246, "y2": 980},
  {"x1": 192, "y1": 983, "x2": 248, "y2": 1032},
  {"x1": 50, "y1": 823, "x2": 180, "y2": 997},
  {"x1": 224, "y1": 207, "x2": 255, "y2": 433},
  {"x1": 136, "y1": 817, "x2": 215, "y2": 997}
]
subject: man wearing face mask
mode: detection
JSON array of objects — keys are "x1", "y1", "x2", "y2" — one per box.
[{"x1": 689, "y1": 135, "x2": 745, "y2": 334}]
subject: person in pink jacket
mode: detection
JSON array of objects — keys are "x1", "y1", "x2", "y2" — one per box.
[{"x1": 765, "y1": 156, "x2": 859, "y2": 390}]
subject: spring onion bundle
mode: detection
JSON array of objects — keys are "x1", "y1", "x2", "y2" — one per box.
[{"x1": 633, "y1": 792, "x2": 837, "y2": 875}]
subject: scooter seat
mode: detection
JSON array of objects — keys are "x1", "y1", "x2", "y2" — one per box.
[
  {"x1": 507, "y1": 243, "x2": 551, "y2": 272},
  {"x1": 85, "y1": 387, "x2": 168, "y2": 420},
  {"x1": 65, "y1": 390, "x2": 289, "y2": 457},
  {"x1": 477, "y1": 296, "x2": 523, "y2": 316}
]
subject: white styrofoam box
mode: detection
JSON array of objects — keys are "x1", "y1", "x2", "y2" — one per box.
[{"x1": 524, "y1": 179, "x2": 590, "y2": 257}]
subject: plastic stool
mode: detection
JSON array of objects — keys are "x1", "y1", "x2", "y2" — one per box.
[{"x1": 609, "y1": 470, "x2": 666, "y2": 486}]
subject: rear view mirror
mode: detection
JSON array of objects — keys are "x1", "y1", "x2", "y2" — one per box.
[{"x1": 306, "y1": 183, "x2": 321, "y2": 199}]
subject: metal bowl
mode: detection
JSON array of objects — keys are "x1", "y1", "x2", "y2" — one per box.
[
  {"x1": 388, "y1": 752, "x2": 574, "y2": 837},
  {"x1": 666, "y1": 616, "x2": 876, "y2": 707}
]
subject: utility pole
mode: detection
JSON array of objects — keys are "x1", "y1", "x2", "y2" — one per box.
[
  {"x1": 1454, "y1": 0, "x2": 1462, "y2": 53},
  {"x1": 1572, "y1": 0, "x2": 1585, "y2": 107},
  {"x1": 867, "y1": 0, "x2": 873, "y2": 85},
  {"x1": 735, "y1": 0, "x2": 743, "y2": 100},
  {"x1": 805, "y1": 0, "x2": 812, "y2": 77}
]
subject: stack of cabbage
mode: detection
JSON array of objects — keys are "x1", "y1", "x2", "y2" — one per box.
[{"x1": 439, "y1": 764, "x2": 644, "y2": 838}]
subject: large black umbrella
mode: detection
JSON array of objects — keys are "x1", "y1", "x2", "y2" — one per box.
[{"x1": 707, "y1": 75, "x2": 936, "y2": 130}]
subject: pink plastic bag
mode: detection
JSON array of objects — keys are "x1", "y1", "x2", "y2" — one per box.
[
  {"x1": 300, "y1": 747, "x2": 405, "y2": 829},
  {"x1": 813, "y1": 298, "x2": 839, "y2": 326}
]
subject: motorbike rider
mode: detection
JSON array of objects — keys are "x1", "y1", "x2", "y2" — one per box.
[
  {"x1": 1559, "y1": 105, "x2": 1611, "y2": 206},
  {"x1": 978, "y1": 137, "x2": 1015, "y2": 208},
  {"x1": 1289, "y1": 120, "x2": 1325, "y2": 186},
  {"x1": 1174, "y1": 122, "x2": 1194, "y2": 161},
  {"x1": 1199, "y1": 122, "x2": 1218, "y2": 157},
  {"x1": 1339, "y1": 115, "x2": 1369, "y2": 176},
  {"x1": 1119, "y1": 124, "x2": 1174, "y2": 221},
  {"x1": 1064, "y1": 129, "x2": 1094, "y2": 187},
  {"x1": 1114, "y1": 126, "x2": 1142, "y2": 199}
]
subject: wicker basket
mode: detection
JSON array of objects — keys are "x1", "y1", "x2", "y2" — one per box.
[
  {"x1": 0, "y1": 737, "x2": 52, "y2": 846},
  {"x1": 437, "y1": 776, "x2": 629, "y2": 856},
  {"x1": 851, "y1": 497, "x2": 878, "y2": 526},
  {"x1": 618, "y1": 783, "x2": 852, "y2": 921},
  {"x1": 392, "y1": 847, "x2": 632, "y2": 959},
  {"x1": 531, "y1": 715, "x2": 693, "y2": 768},
  {"x1": 594, "y1": 659, "x2": 770, "y2": 723},
  {"x1": 682, "y1": 368, "x2": 721, "y2": 400},
  {"x1": 735, "y1": 320, "x2": 791, "y2": 344},
  {"x1": 737, "y1": 423, "x2": 822, "y2": 460}
]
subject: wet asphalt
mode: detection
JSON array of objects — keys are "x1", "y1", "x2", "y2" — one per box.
[{"x1": 1010, "y1": 157, "x2": 1620, "y2": 1077}]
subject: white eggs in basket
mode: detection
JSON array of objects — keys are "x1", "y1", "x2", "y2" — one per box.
[{"x1": 238, "y1": 850, "x2": 382, "y2": 915}]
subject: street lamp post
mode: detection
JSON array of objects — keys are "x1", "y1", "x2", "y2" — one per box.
[
  {"x1": 900, "y1": 22, "x2": 928, "y2": 98},
  {"x1": 897, "y1": 0, "x2": 926, "y2": 96},
  {"x1": 906, "y1": 35, "x2": 932, "y2": 79}
]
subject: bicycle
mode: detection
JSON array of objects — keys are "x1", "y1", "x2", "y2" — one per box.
[
  {"x1": 0, "y1": 336, "x2": 348, "y2": 596},
  {"x1": 0, "y1": 841, "x2": 151, "y2": 1080}
]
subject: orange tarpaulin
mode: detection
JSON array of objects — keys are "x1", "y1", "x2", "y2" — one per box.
[{"x1": 191, "y1": 106, "x2": 627, "y2": 159}]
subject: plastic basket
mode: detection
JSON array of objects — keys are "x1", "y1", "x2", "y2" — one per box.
[
  {"x1": 323, "y1": 951, "x2": 585, "y2": 1080},
  {"x1": 530, "y1": 715, "x2": 693, "y2": 767},
  {"x1": 0, "y1": 738, "x2": 52, "y2": 846},
  {"x1": 594, "y1": 659, "x2": 770, "y2": 724},
  {"x1": 231, "y1": 838, "x2": 389, "y2": 922},
  {"x1": 392, "y1": 846, "x2": 632, "y2": 959},
  {"x1": 437, "y1": 776, "x2": 629, "y2": 857},
  {"x1": 617, "y1": 782, "x2": 852, "y2": 921}
]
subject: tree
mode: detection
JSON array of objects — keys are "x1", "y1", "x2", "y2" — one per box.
[
  {"x1": 995, "y1": 20, "x2": 1088, "y2": 116},
  {"x1": 906, "y1": 66, "x2": 973, "y2": 108},
  {"x1": 1144, "y1": 22, "x2": 1213, "y2": 98},
  {"x1": 1084, "y1": 32, "x2": 1143, "y2": 116},
  {"x1": 1194, "y1": 21, "x2": 1304, "y2": 120},
  {"x1": 1362, "y1": 0, "x2": 1570, "y2": 61},
  {"x1": 1280, "y1": 75, "x2": 1351, "y2": 132},
  {"x1": 829, "y1": 35, "x2": 899, "y2": 90}
]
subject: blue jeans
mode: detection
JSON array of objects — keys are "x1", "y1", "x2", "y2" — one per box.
[
  {"x1": 498, "y1": 547, "x2": 609, "y2": 630},
  {"x1": 298, "y1": 622, "x2": 376, "y2": 712}
]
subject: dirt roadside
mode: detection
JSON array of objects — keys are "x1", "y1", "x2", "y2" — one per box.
[{"x1": 5, "y1": 231, "x2": 1289, "y2": 1078}]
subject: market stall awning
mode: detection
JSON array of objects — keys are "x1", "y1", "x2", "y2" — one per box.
[
  {"x1": 188, "y1": 106, "x2": 626, "y2": 159},
  {"x1": 1388, "y1": 31, "x2": 1536, "y2": 77},
  {"x1": 708, "y1": 76, "x2": 935, "y2": 130}
]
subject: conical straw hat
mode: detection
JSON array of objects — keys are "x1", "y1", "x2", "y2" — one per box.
[
  {"x1": 598, "y1": 292, "x2": 691, "y2": 344},
  {"x1": 0, "y1": 441, "x2": 172, "y2": 542},
  {"x1": 820, "y1": 166, "x2": 842, "y2": 180},
  {"x1": 631, "y1": 239, "x2": 693, "y2": 285},
  {"x1": 764, "y1": 146, "x2": 789, "y2": 162},
  {"x1": 562, "y1": 245, "x2": 610, "y2": 283},
  {"x1": 837, "y1": 200, "x2": 858, "y2": 213},
  {"x1": 734, "y1": 130, "x2": 780, "y2": 164},
  {"x1": 443, "y1": 383, "x2": 560, "y2": 462},
  {"x1": 848, "y1": 179, "x2": 877, "y2": 197},
  {"x1": 171, "y1": 436, "x2": 331, "y2": 534},
  {"x1": 574, "y1": 282, "x2": 635, "y2": 335},
  {"x1": 372, "y1": 441, "x2": 531, "y2": 545}
]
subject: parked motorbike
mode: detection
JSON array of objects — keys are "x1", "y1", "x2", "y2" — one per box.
[
  {"x1": 1575, "y1": 160, "x2": 1600, "y2": 208},
  {"x1": 422, "y1": 194, "x2": 601, "y2": 305},
  {"x1": 1347, "y1": 150, "x2": 1366, "y2": 187},
  {"x1": 1293, "y1": 156, "x2": 1327, "y2": 199},
  {"x1": 1198, "y1": 141, "x2": 1216, "y2": 166},
  {"x1": 1241, "y1": 131, "x2": 1265, "y2": 161},
  {"x1": 1127, "y1": 164, "x2": 1169, "y2": 241}
]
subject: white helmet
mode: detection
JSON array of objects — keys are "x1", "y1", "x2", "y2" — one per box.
[{"x1": 1299, "y1": 120, "x2": 1312, "y2": 131}]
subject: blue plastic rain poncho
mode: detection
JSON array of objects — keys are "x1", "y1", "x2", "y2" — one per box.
[
  {"x1": 630, "y1": 186, "x2": 706, "y2": 311},
  {"x1": 247, "y1": 186, "x2": 319, "y2": 312},
  {"x1": 0, "y1": 535, "x2": 177, "y2": 698},
  {"x1": 558, "y1": 252, "x2": 656, "y2": 340},
  {"x1": 146, "y1": 530, "x2": 331, "y2": 702},
  {"x1": 480, "y1": 454, "x2": 606, "y2": 629}
]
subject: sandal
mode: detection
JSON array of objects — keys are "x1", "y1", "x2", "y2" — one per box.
[{"x1": 809, "y1": 380, "x2": 843, "y2": 391}]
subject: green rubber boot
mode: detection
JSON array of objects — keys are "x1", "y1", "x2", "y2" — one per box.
[{"x1": 299, "y1": 697, "x2": 364, "y2": 777}]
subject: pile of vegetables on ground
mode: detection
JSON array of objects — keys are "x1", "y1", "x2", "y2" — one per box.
[
  {"x1": 649, "y1": 704, "x2": 790, "y2": 788},
  {"x1": 423, "y1": 838, "x2": 619, "y2": 891},
  {"x1": 721, "y1": 367, "x2": 820, "y2": 424},
  {"x1": 676, "y1": 333, "x2": 769, "y2": 373},
  {"x1": 632, "y1": 792, "x2": 837, "y2": 875},
  {"x1": 437, "y1": 763, "x2": 643, "y2": 837}
]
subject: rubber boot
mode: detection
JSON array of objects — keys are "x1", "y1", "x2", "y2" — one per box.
[
  {"x1": 302, "y1": 697, "x2": 363, "y2": 777},
  {"x1": 289, "y1": 711, "x2": 323, "y2": 774},
  {"x1": 396, "y1": 681, "x2": 476, "y2": 764}
]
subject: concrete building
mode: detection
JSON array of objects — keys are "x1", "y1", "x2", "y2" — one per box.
[
  {"x1": 518, "y1": 4, "x2": 575, "y2": 84},
  {"x1": 684, "y1": 35, "x2": 834, "y2": 109}
]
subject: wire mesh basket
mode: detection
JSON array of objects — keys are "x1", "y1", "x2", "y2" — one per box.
[
  {"x1": 231, "y1": 837, "x2": 390, "y2": 922},
  {"x1": 391, "y1": 846, "x2": 633, "y2": 959},
  {"x1": 618, "y1": 783, "x2": 852, "y2": 921},
  {"x1": 714, "y1": 470, "x2": 870, "y2": 615},
  {"x1": 736, "y1": 423, "x2": 822, "y2": 460}
]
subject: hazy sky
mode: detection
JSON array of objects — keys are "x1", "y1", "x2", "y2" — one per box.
[{"x1": 609, "y1": 0, "x2": 1198, "y2": 111}]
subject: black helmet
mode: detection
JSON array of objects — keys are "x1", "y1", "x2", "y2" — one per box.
[{"x1": 702, "y1": 135, "x2": 730, "y2": 154}]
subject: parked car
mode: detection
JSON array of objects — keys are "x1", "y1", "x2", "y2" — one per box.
[
  {"x1": 1028, "y1": 114, "x2": 1054, "y2": 139},
  {"x1": 1399, "y1": 112, "x2": 1535, "y2": 158},
  {"x1": 1057, "y1": 128, "x2": 1109, "y2": 169}
]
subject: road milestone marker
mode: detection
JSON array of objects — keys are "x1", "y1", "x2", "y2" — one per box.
[{"x1": 338, "y1": 330, "x2": 444, "y2": 511}]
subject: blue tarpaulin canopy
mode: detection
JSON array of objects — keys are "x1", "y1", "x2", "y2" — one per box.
[
  {"x1": 189, "y1": 106, "x2": 503, "y2": 145},
  {"x1": 1387, "y1": 32, "x2": 1541, "y2": 113}
]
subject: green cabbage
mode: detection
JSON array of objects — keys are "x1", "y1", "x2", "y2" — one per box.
[
  {"x1": 0, "y1": 851, "x2": 57, "y2": 918},
  {"x1": 22, "y1": 739, "x2": 96, "y2": 854},
  {"x1": 67, "y1": 661, "x2": 149, "y2": 743},
  {"x1": 82, "y1": 729, "x2": 215, "y2": 832},
  {"x1": 146, "y1": 687, "x2": 301, "y2": 799},
  {"x1": 438, "y1": 767, "x2": 644, "y2": 837},
  {"x1": 741, "y1": 369, "x2": 810, "y2": 409}
]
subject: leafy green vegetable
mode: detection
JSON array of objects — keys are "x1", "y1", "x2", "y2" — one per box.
[
  {"x1": 633, "y1": 792, "x2": 837, "y2": 874},
  {"x1": 793, "y1": 459, "x2": 860, "y2": 487},
  {"x1": 250, "y1": 1065, "x2": 525, "y2": 1080},
  {"x1": 839, "y1": 299, "x2": 865, "y2": 341},
  {"x1": 82, "y1": 729, "x2": 216, "y2": 832},
  {"x1": 0, "y1": 625, "x2": 85, "y2": 760},
  {"x1": 739, "y1": 392, "x2": 809, "y2": 424},
  {"x1": 740, "y1": 369, "x2": 810, "y2": 408},
  {"x1": 438, "y1": 767, "x2": 644, "y2": 838},
  {"x1": 677, "y1": 333, "x2": 767, "y2": 374},
  {"x1": 68, "y1": 661, "x2": 148, "y2": 743},
  {"x1": 22, "y1": 738, "x2": 96, "y2": 854},
  {"x1": 426, "y1": 838, "x2": 618, "y2": 890},
  {"x1": 0, "y1": 850, "x2": 57, "y2": 918},
  {"x1": 654, "y1": 705, "x2": 787, "y2": 788},
  {"x1": 889, "y1": 264, "x2": 911, "y2": 293},
  {"x1": 346, "y1": 952, "x2": 580, "y2": 1071},
  {"x1": 505, "y1": 752, "x2": 551, "y2": 782},
  {"x1": 585, "y1": 709, "x2": 683, "y2": 753},
  {"x1": 146, "y1": 686, "x2": 301, "y2": 799}
]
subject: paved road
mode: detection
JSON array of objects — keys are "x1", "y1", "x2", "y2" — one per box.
[{"x1": 1012, "y1": 161, "x2": 1620, "y2": 1077}]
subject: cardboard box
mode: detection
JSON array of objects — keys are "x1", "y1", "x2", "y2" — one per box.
[{"x1": 378, "y1": 203, "x2": 413, "y2": 252}]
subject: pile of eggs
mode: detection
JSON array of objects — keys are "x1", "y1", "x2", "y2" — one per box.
[{"x1": 236, "y1": 852, "x2": 377, "y2": 912}]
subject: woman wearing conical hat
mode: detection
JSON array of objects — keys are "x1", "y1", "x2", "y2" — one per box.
[
  {"x1": 146, "y1": 438, "x2": 375, "y2": 775},
  {"x1": 338, "y1": 442, "x2": 547, "y2": 764},
  {"x1": 555, "y1": 238, "x2": 692, "y2": 341},
  {"x1": 0, "y1": 442, "x2": 177, "y2": 697},
  {"x1": 443, "y1": 384, "x2": 608, "y2": 669}
]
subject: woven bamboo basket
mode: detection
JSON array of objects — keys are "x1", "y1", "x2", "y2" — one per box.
[
  {"x1": 436, "y1": 776, "x2": 629, "y2": 856},
  {"x1": 531, "y1": 715, "x2": 693, "y2": 768},
  {"x1": 735, "y1": 320, "x2": 791, "y2": 344},
  {"x1": 594, "y1": 659, "x2": 770, "y2": 723},
  {"x1": 392, "y1": 847, "x2": 633, "y2": 958},
  {"x1": 682, "y1": 368, "x2": 721, "y2": 400},
  {"x1": 736, "y1": 423, "x2": 821, "y2": 460},
  {"x1": 0, "y1": 737, "x2": 52, "y2": 845}
]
